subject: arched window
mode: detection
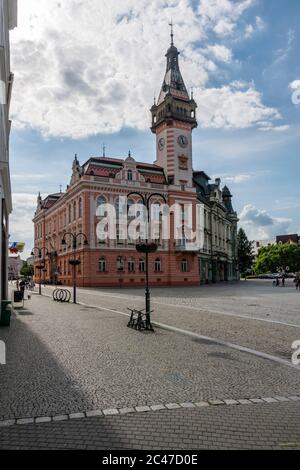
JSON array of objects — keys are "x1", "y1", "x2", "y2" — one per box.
[
  {"x1": 99, "y1": 257, "x2": 106, "y2": 272},
  {"x1": 127, "y1": 170, "x2": 133, "y2": 181},
  {"x1": 155, "y1": 258, "x2": 161, "y2": 272},
  {"x1": 79, "y1": 198, "x2": 82, "y2": 218},
  {"x1": 151, "y1": 202, "x2": 162, "y2": 240},
  {"x1": 151, "y1": 203, "x2": 161, "y2": 221},
  {"x1": 116, "y1": 256, "x2": 124, "y2": 272},
  {"x1": 139, "y1": 258, "x2": 146, "y2": 273},
  {"x1": 73, "y1": 201, "x2": 76, "y2": 220},
  {"x1": 134, "y1": 199, "x2": 145, "y2": 220},
  {"x1": 128, "y1": 257, "x2": 135, "y2": 273},
  {"x1": 127, "y1": 198, "x2": 135, "y2": 214},
  {"x1": 97, "y1": 196, "x2": 106, "y2": 217},
  {"x1": 181, "y1": 259, "x2": 188, "y2": 273},
  {"x1": 115, "y1": 196, "x2": 126, "y2": 218}
]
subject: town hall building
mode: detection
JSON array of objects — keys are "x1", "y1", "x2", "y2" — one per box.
[{"x1": 33, "y1": 33, "x2": 239, "y2": 288}]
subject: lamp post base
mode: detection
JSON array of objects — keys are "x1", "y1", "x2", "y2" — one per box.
[{"x1": 145, "y1": 289, "x2": 154, "y2": 331}]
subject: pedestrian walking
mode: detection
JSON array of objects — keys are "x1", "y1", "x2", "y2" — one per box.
[
  {"x1": 282, "y1": 275, "x2": 285, "y2": 287},
  {"x1": 19, "y1": 280, "x2": 26, "y2": 299}
]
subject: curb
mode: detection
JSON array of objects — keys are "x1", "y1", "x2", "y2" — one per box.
[{"x1": 0, "y1": 396, "x2": 299, "y2": 428}]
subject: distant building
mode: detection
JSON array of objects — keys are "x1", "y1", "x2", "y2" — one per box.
[
  {"x1": 0, "y1": 0, "x2": 18, "y2": 301},
  {"x1": 254, "y1": 234, "x2": 300, "y2": 257},
  {"x1": 276, "y1": 234, "x2": 300, "y2": 246},
  {"x1": 33, "y1": 33, "x2": 239, "y2": 287},
  {"x1": 8, "y1": 255, "x2": 23, "y2": 280},
  {"x1": 253, "y1": 239, "x2": 276, "y2": 256}
]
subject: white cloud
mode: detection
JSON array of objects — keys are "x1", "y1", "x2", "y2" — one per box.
[
  {"x1": 272, "y1": 29, "x2": 295, "y2": 66},
  {"x1": 239, "y1": 204, "x2": 292, "y2": 240},
  {"x1": 10, "y1": 0, "x2": 207, "y2": 138},
  {"x1": 259, "y1": 124, "x2": 290, "y2": 132},
  {"x1": 289, "y1": 80, "x2": 300, "y2": 91},
  {"x1": 195, "y1": 82, "x2": 280, "y2": 129},
  {"x1": 8, "y1": 0, "x2": 279, "y2": 139},
  {"x1": 244, "y1": 16, "x2": 265, "y2": 38},
  {"x1": 244, "y1": 24, "x2": 254, "y2": 38},
  {"x1": 222, "y1": 174, "x2": 251, "y2": 184},
  {"x1": 199, "y1": 0, "x2": 255, "y2": 36},
  {"x1": 206, "y1": 44, "x2": 233, "y2": 63}
]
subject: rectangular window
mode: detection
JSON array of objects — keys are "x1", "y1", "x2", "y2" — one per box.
[
  {"x1": 128, "y1": 260, "x2": 135, "y2": 272},
  {"x1": 155, "y1": 259, "x2": 161, "y2": 272}
]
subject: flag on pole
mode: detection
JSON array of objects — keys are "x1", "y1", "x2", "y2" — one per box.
[{"x1": 8, "y1": 242, "x2": 25, "y2": 254}]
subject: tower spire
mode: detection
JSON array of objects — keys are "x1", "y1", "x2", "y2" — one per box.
[
  {"x1": 169, "y1": 20, "x2": 174, "y2": 46},
  {"x1": 150, "y1": 33, "x2": 198, "y2": 188}
]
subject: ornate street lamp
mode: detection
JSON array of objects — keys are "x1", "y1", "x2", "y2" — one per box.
[
  {"x1": 31, "y1": 247, "x2": 49, "y2": 295},
  {"x1": 46, "y1": 241, "x2": 58, "y2": 285},
  {"x1": 127, "y1": 191, "x2": 167, "y2": 330},
  {"x1": 136, "y1": 242, "x2": 158, "y2": 331},
  {"x1": 61, "y1": 232, "x2": 88, "y2": 304}
]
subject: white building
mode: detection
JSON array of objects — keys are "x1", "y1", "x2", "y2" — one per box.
[
  {"x1": 0, "y1": 0, "x2": 17, "y2": 302},
  {"x1": 253, "y1": 239, "x2": 276, "y2": 257},
  {"x1": 8, "y1": 255, "x2": 23, "y2": 280}
]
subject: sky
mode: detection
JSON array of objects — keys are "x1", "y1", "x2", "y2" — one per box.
[{"x1": 8, "y1": 0, "x2": 300, "y2": 259}]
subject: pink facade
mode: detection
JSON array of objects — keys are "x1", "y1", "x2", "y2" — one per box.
[{"x1": 33, "y1": 155, "x2": 200, "y2": 287}]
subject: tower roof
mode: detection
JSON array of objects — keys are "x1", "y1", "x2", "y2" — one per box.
[
  {"x1": 157, "y1": 27, "x2": 189, "y2": 105},
  {"x1": 222, "y1": 185, "x2": 232, "y2": 197}
]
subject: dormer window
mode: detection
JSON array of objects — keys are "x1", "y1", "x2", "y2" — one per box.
[{"x1": 128, "y1": 170, "x2": 133, "y2": 181}]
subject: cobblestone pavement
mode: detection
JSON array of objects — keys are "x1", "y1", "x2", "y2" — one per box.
[
  {"x1": 40, "y1": 281, "x2": 300, "y2": 361},
  {"x1": 0, "y1": 402, "x2": 299, "y2": 450},
  {"x1": 0, "y1": 294, "x2": 299, "y2": 422},
  {"x1": 60, "y1": 279, "x2": 299, "y2": 325}
]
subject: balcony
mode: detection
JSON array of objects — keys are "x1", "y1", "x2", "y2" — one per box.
[{"x1": 175, "y1": 240, "x2": 198, "y2": 253}]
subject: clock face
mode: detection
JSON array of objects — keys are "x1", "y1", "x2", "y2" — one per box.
[
  {"x1": 178, "y1": 135, "x2": 188, "y2": 148},
  {"x1": 158, "y1": 137, "x2": 165, "y2": 151}
]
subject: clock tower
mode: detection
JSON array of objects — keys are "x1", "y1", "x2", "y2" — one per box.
[{"x1": 151, "y1": 27, "x2": 197, "y2": 188}]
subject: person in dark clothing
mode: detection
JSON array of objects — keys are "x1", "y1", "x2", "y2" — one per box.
[
  {"x1": 282, "y1": 275, "x2": 285, "y2": 287},
  {"x1": 19, "y1": 280, "x2": 26, "y2": 299}
]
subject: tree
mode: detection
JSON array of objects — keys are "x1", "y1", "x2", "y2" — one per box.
[
  {"x1": 20, "y1": 262, "x2": 34, "y2": 278},
  {"x1": 237, "y1": 228, "x2": 254, "y2": 274},
  {"x1": 254, "y1": 243, "x2": 300, "y2": 274}
]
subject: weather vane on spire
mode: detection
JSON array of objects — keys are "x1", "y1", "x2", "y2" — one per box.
[{"x1": 169, "y1": 20, "x2": 174, "y2": 46}]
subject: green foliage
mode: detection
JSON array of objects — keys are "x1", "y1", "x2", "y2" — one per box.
[
  {"x1": 237, "y1": 228, "x2": 254, "y2": 273},
  {"x1": 254, "y1": 243, "x2": 300, "y2": 274},
  {"x1": 20, "y1": 262, "x2": 34, "y2": 278}
]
